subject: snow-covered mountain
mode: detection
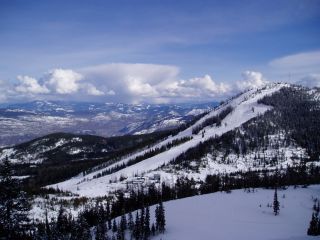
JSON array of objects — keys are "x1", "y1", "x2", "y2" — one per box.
[
  {"x1": 0, "y1": 132, "x2": 169, "y2": 165},
  {"x1": 0, "y1": 101, "x2": 216, "y2": 147},
  {"x1": 49, "y1": 83, "x2": 320, "y2": 197}
]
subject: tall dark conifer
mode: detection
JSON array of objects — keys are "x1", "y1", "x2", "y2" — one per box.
[
  {"x1": 307, "y1": 213, "x2": 319, "y2": 236},
  {"x1": 144, "y1": 206, "x2": 150, "y2": 239},
  {"x1": 273, "y1": 188, "x2": 280, "y2": 216}
]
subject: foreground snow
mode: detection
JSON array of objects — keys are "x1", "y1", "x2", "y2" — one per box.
[{"x1": 151, "y1": 186, "x2": 319, "y2": 240}]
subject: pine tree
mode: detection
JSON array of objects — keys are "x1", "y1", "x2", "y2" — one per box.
[
  {"x1": 159, "y1": 202, "x2": 166, "y2": 233},
  {"x1": 56, "y1": 205, "x2": 70, "y2": 237},
  {"x1": 151, "y1": 223, "x2": 156, "y2": 236},
  {"x1": 112, "y1": 219, "x2": 118, "y2": 233},
  {"x1": 132, "y1": 211, "x2": 140, "y2": 239},
  {"x1": 96, "y1": 204, "x2": 107, "y2": 240},
  {"x1": 128, "y1": 211, "x2": 134, "y2": 231},
  {"x1": 120, "y1": 212, "x2": 127, "y2": 232},
  {"x1": 70, "y1": 216, "x2": 90, "y2": 240},
  {"x1": 119, "y1": 211, "x2": 127, "y2": 240},
  {"x1": 96, "y1": 222, "x2": 107, "y2": 240},
  {"x1": 307, "y1": 213, "x2": 319, "y2": 236},
  {"x1": 140, "y1": 207, "x2": 145, "y2": 234},
  {"x1": 273, "y1": 188, "x2": 280, "y2": 216},
  {"x1": 155, "y1": 205, "x2": 159, "y2": 231},
  {"x1": 107, "y1": 201, "x2": 112, "y2": 230},
  {"x1": 143, "y1": 207, "x2": 150, "y2": 239},
  {"x1": 155, "y1": 202, "x2": 166, "y2": 233},
  {"x1": 0, "y1": 157, "x2": 30, "y2": 239}
]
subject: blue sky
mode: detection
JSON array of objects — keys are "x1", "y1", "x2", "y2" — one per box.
[{"x1": 0, "y1": 0, "x2": 320, "y2": 103}]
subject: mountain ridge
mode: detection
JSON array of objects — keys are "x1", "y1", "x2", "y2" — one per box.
[{"x1": 50, "y1": 83, "x2": 317, "y2": 197}]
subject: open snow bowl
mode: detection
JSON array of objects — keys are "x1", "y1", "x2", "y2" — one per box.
[{"x1": 149, "y1": 186, "x2": 319, "y2": 240}]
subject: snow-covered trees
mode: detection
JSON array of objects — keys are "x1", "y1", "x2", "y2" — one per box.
[{"x1": 0, "y1": 157, "x2": 31, "y2": 239}]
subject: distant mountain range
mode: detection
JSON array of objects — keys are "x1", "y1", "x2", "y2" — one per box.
[{"x1": 0, "y1": 100, "x2": 217, "y2": 147}]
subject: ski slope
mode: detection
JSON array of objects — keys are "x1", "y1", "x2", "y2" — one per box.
[{"x1": 49, "y1": 84, "x2": 287, "y2": 197}]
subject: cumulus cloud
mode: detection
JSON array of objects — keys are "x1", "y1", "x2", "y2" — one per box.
[
  {"x1": 296, "y1": 74, "x2": 320, "y2": 88},
  {"x1": 13, "y1": 68, "x2": 105, "y2": 99},
  {"x1": 236, "y1": 71, "x2": 268, "y2": 90},
  {"x1": 81, "y1": 63, "x2": 232, "y2": 102},
  {"x1": 8, "y1": 64, "x2": 271, "y2": 103},
  {"x1": 158, "y1": 75, "x2": 231, "y2": 99},
  {"x1": 15, "y1": 75, "x2": 50, "y2": 94},
  {"x1": 45, "y1": 69, "x2": 83, "y2": 94},
  {"x1": 85, "y1": 83, "x2": 105, "y2": 96},
  {"x1": 125, "y1": 76, "x2": 158, "y2": 97}
]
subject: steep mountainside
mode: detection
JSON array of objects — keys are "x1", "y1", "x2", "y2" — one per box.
[
  {"x1": 0, "y1": 131, "x2": 174, "y2": 165},
  {"x1": 0, "y1": 130, "x2": 186, "y2": 188},
  {"x1": 0, "y1": 101, "x2": 216, "y2": 147},
  {"x1": 48, "y1": 83, "x2": 320, "y2": 197}
]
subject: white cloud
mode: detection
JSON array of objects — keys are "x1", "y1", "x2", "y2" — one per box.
[
  {"x1": 85, "y1": 83, "x2": 105, "y2": 96},
  {"x1": 237, "y1": 71, "x2": 268, "y2": 90},
  {"x1": 45, "y1": 69, "x2": 83, "y2": 94},
  {"x1": 81, "y1": 63, "x2": 233, "y2": 102},
  {"x1": 270, "y1": 50, "x2": 320, "y2": 69},
  {"x1": 296, "y1": 74, "x2": 320, "y2": 88},
  {"x1": 8, "y1": 64, "x2": 269, "y2": 103},
  {"x1": 125, "y1": 76, "x2": 158, "y2": 97},
  {"x1": 15, "y1": 75, "x2": 50, "y2": 94},
  {"x1": 159, "y1": 75, "x2": 231, "y2": 99},
  {"x1": 268, "y1": 51, "x2": 320, "y2": 82}
]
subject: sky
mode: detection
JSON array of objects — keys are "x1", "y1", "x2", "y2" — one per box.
[{"x1": 0, "y1": 0, "x2": 319, "y2": 103}]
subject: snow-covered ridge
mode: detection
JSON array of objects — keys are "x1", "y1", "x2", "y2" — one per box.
[
  {"x1": 0, "y1": 137, "x2": 85, "y2": 164},
  {"x1": 50, "y1": 83, "x2": 287, "y2": 197}
]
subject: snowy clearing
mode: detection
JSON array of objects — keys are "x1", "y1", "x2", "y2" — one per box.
[{"x1": 149, "y1": 185, "x2": 319, "y2": 240}]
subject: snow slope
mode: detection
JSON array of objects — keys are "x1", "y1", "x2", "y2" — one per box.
[
  {"x1": 149, "y1": 186, "x2": 319, "y2": 240},
  {"x1": 49, "y1": 84, "x2": 287, "y2": 197}
]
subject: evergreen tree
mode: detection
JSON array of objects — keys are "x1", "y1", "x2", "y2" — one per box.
[
  {"x1": 0, "y1": 157, "x2": 31, "y2": 239},
  {"x1": 107, "y1": 201, "x2": 112, "y2": 230},
  {"x1": 96, "y1": 222, "x2": 107, "y2": 240},
  {"x1": 119, "y1": 212, "x2": 127, "y2": 239},
  {"x1": 155, "y1": 202, "x2": 166, "y2": 233},
  {"x1": 70, "y1": 216, "x2": 91, "y2": 240},
  {"x1": 112, "y1": 219, "x2": 118, "y2": 233},
  {"x1": 307, "y1": 213, "x2": 319, "y2": 236},
  {"x1": 273, "y1": 188, "x2": 280, "y2": 216},
  {"x1": 143, "y1": 206, "x2": 150, "y2": 239},
  {"x1": 56, "y1": 205, "x2": 71, "y2": 238},
  {"x1": 151, "y1": 223, "x2": 156, "y2": 236},
  {"x1": 140, "y1": 207, "x2": 145, "y2": 234},
  {"x1": 96, "y1": 204, "x2": 107, "y2": 240},
  {"x1": 132, "y1": 211, "x2": 140, "y2": 239},
  {"x1": 128, "y1": 211, "x2": 134, "y2": 231},
  {"x1": 120, "y1": 212, "x2": 127, "y2": 232}
]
